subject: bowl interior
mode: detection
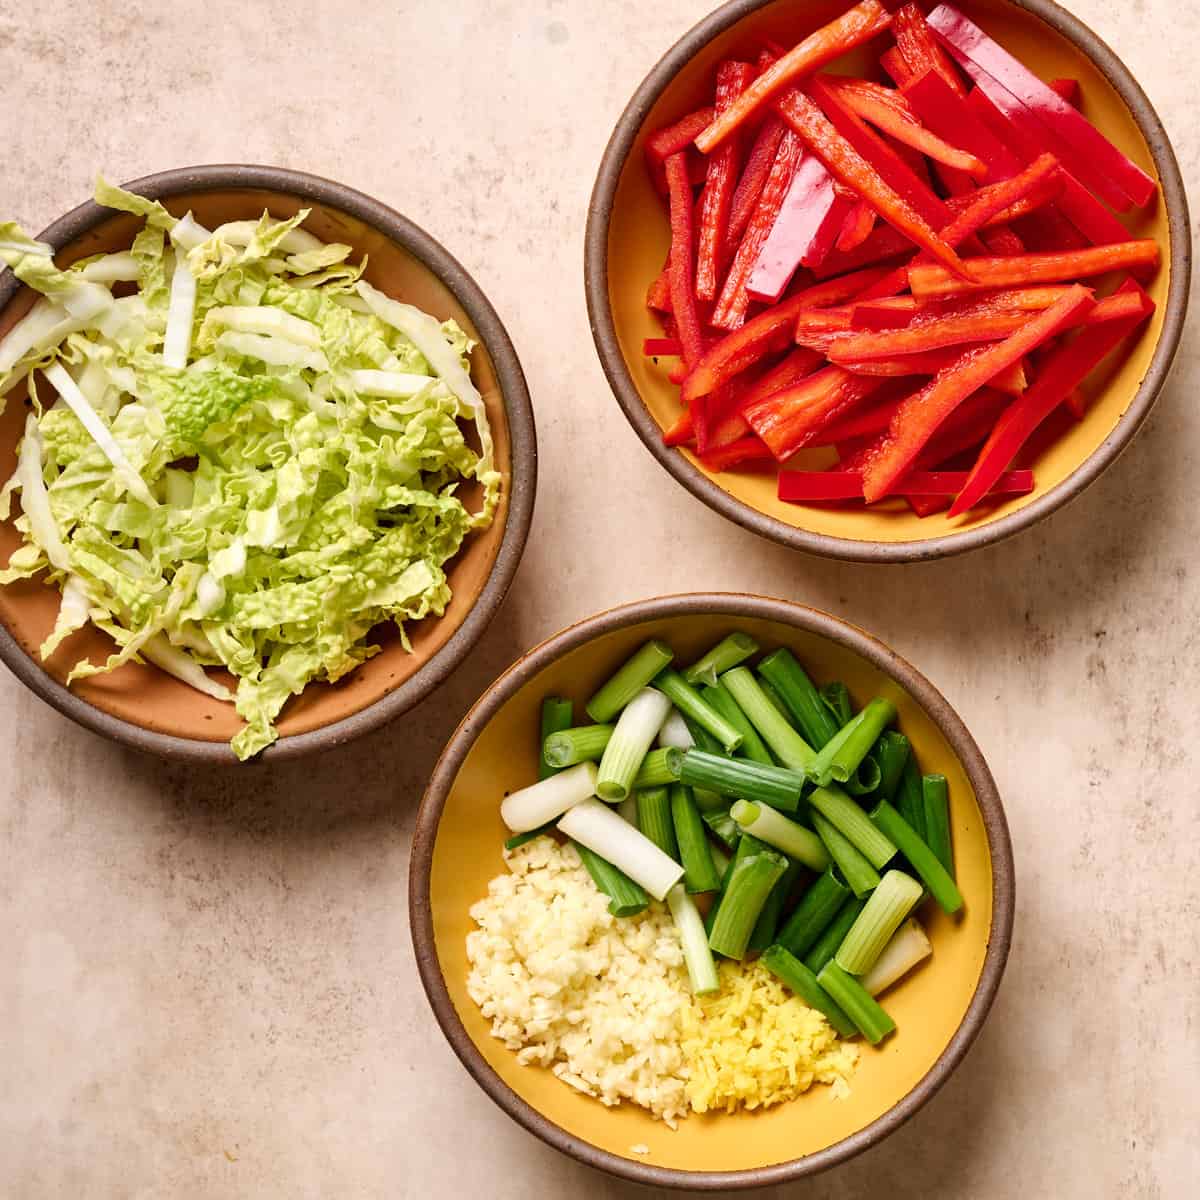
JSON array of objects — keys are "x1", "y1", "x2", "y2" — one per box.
[
  {"x1": 426, "y1": 610, "x2": 996, "y2": 1175},
  {"x1": 603, "y1": 0, "x2": 1172, "y2": 548},
  {"x1": 0, "y1": 186, "x2": 513, "y2": 745}
]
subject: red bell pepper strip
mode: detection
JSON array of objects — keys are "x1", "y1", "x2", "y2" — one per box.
[
  {"x1": 696, "y1": 0, "x2": 894, "y2": 152},
  {"x1": 861, "y1": 285, "x2": 1095, "y2": 501},
  {"x1": 944, "y1": 172, "x2": 1064, "y2": 228},
  {"x1": 643, "y1": 337, "x2": 683, "y2": 356},
  {"x1": 880, "y1": 47, "x2": 916, "y2": 88},
  {"x1": 812, "y1": 224, "x2": 914, "y2": 279},
  {"x1": 963, "y1": 87, "x2": 1133, "y2": 249},
  {"x1": 1064, "y1": 388, "x2": 1086, "y2": 420},
  {"x1": 646, "y1": 107, "x2": 716, "y2": 184},
  {"x1": 850, "y1": 296, "x2": 922, "y2": 329},
  {"x1": 818, "y1": 393, "x2": 907, "y2": 443},
  {"x1": 747, "y1": 154, "x2": 842, "y2": 303},
  {"x1": 893, "y1": 3, "x2": 966, "y2": 98},
  {"x1": 712, "y1": 130, "x2": 806, "y2": 329},
  {"x1": 926, "y1": 4, "x2": 1155, "y2": 209},
  {"x1": 841, "y1": 353, "x2": 1028, "y2": 396},
  {"x1": 1049, "y1": 78, "x2": 1081, "y2": 108},
  {"x1": 837, "y1": 200, "x2": 877, "y2": 252},
  {"x1": 727, "y1": 117, "x2": 787, "y2": 246},
  {"x1": 949, "y1": 279, "x2": 1154, "y2": 514},
  {"x1": 697, "y1": 62, "x2": 756, "y2": 301},
  {"x1": 777, "y1": 467, "x2": 1033, "y2": 502},
  {"x1": 663, "y1": 408, "x2": 696, "y2": 447},
  {"x1": 776, "y1": 88, "x2": 970, "y2": 279},
  {"x1": 820, "y1": 75, "x2": 987, "y2": 179},
  {"x1": 910, "y1": 239, "x2": 1160, "y2": 299},
  {"x1": 664, "y1": 154, "x2": 706, "y2": 368},
  {"x1": 902, "y1": 70, "x2": 1085, "y2": 251},
  {"x1": 699, "y1": 435, "x2": 775, "y2": 473},
  {"x1": 740, "y1": 346, "x2": 826, "y2": 410},
  {"x1": 680, "y1": 264, "x2": 893, "y2": 404},
  {"x1": 916, "y1": 388, "x2": 1015, "y2": 467},
  {"x1": 647, "y1": 260, "x2": 672, "y2": 312},
  {"x1": 744, "y1": 366, "x2": 886, "y2": 461}
]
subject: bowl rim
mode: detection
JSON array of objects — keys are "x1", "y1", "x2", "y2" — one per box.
[
  {"x1": 409, "y1": 592, "x2": 1015, "y2": 1188},
  {"x1": 584, "y1": 0, "x2": 1192, "y2": 563},
  {"x1": 0, "y1": 163, "x2": 537, "y2": 764}
]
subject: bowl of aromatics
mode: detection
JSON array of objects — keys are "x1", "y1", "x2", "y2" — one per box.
[
  {"x1": 586, "y1": 0, "x2": 1188, "y2": 561},
  {"x1": 410, "y1": 594, "x2": 1014, "y2": 1187},
  {"x1": 0, "y1": 166, "x2": 534, "y2": 761}
]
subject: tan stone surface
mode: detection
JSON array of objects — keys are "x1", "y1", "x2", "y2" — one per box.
[{"x1": 1, "y1": 1, "x2": 1197, "y2": 1196}]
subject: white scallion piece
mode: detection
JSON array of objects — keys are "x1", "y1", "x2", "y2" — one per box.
[
  {"x1": 656, "y1": 708, "x2": 694, "y2": 750},
  {"x1": 617, "y1": 796, "x2": 639, "y2": 826},
  {"x1": 42, "y1": 362, "x2": 157, "y2": 508},
  {"x1": 162, "y1": 248, "x2": 197, "y2": 369},
  {"x1": 558, "y1": 799, "x2": 684, "y2": 902},
  {"x1": 667, "y1": 884, "x2": 720, "y2": 995},
  {"x1": 861, "y1": 918, "x2": 933, "y2": 997},
  {"x1": 500, "y1": 761, "x2": 598, "y2": 833},
  {"x1": 596, "y1": 687, "x2": 673, "y2": 802}
]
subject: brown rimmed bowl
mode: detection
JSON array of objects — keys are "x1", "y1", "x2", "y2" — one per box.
[
  {"x1": 0, "y1": 165, "x2": 536, "y2": 762},
  {"x1": 585, "y1": 0, "x2": 1190, "y2": 562},
  {"x1": 410, "y1": 593, "x2": 1014, "y2": 1188}
]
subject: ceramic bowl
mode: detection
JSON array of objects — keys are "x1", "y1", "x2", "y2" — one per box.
[
  {"x1": 410, "y1": 593, "x2": 1014, "y2": 1187},
  {"x1": 0, "y1": 165, "x2": 536, "y2": 762},
  {"x1": 585, "y1": 0, "x2": 1190, "y2": 562}
]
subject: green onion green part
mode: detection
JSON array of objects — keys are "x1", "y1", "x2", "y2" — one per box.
[
  {"x1": 539, "y1": 696, "x2": 575, "y2": 780},
  {"x1": 708, "y1": 846, "x2": 788, "y2": 961},
  {"x1": 672, "y1": 747, "x2": 804, "y2": 813},
  {"x1": 817, "y1": 961, "x2": 897, "y2": 1044},
  {"x1": 543, "y1": 724, "x2": 614, "y2": 768},
  {"x1": 776, "y1": 868, "x2": 851, "y2": 959},
  {"x1": 596, "y1": 688, "x2": 673, "y2": 803},
  {"x1": 692, "y1": 786, "x2": 728, "y2": 814},
  {"x1": 757, "y1": 648, "x2": 841, "y2": 750},
  {"x1": 730, "y1": 799, "x2": 829, "y2": 871},
  {"x1": 682, "y1": 631, "x2": 759, "y2": 689},
  {"x1": 667, "y1": 884, "x2": 720, "y2": 995},
  {"x1": 761, "y1": 945, "x2": 858, "y2": 1038},
  {"x1": 631, "y1": 747, "x2": 677, "y2": 790},
  {"x1": 835, "y1": 868, "x2": 925, "y2": 974},
  {"x1": 585, "y1": 640, "x2": 674, "y2": 723},
  {"x1": 803, "y1": 895, "x2": 867, "y2": 973},
  {"x1": 820, "y1": 681, "x2": 854, "y2": 728},
  {"x1": 806, "y1": 698, "x2": 897, "y2": 787},
  {"x1": 843, "y1": 753, "x2": 882, "y2": 796},
  {"x1": 921, "y1": 774, "x2": 955, "y2": 880},
  {"x1": 671, "y1": 784, "x2": 723, "y2": 893},
  {"x1": 703, "y1": 680, "x2": 775, "y2": 766},
  {"x1": 870, "y1": 800, "x2": 964, "y2": 915},
  {"x1": 702, "y1": 806, "x2": 740, "y2": 850},
  {"x1": 749, "y1": 857, "x2": 803, "y2": 952},
  {"x1": 812, "y1": 812, "x2": 881, "y2": 898},
  {"x1": 896, "y1": 756, "x2": 927, "y2": 841},
  {"x1": 757, "y1": 676, "x2": 794, "y2": 725},
  {"x1": 503, "y1": 825, "x2": 553, "y2": 852},
  {"x1": 635, "y1": 787, "x2": 677, "y2": 858},
  {"x1": 874, "y1": 731, "x2": 911, "y2": 801},
  {"x1": 809, "y1": 785, "x2": 897, "y2": 869},
  {"x1": 719, "y1": 667, "x2": 817, "y2": 771},
  {"x1": 573, "y1": 840, "x2": 649, "y2": 917},
  {"x1": 653, "y1": 668, "x2": 744, "y2": 754}
]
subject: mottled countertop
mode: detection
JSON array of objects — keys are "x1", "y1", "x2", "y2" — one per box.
[{"x1": 1, "y1": 1, "x2": 1196, "y2": 1196}]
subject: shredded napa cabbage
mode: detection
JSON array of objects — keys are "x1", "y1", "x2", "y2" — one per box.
[{"x1": 0, "y1": 178, "x2": 500, "y2": 758}]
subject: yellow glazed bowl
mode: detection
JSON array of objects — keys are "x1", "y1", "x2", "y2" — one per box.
[
  {"x1": 410, "y1": 594, "x2": 1014, "y2": 1187},
  {"x1": 585, "y1": 0, "x2": 1190, "y2": 562}
]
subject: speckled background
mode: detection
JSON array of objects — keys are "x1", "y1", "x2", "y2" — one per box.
[{"x1": 0, "y1": 1, "x2": 1196, "y2": 1196}]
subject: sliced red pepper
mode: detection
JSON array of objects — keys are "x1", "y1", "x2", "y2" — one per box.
[
  {"x1": 696, "y1": 0, "x2": 894, "y2": 153},
  {"x1": 1048, "y1": 78, "x2": 1081, "y2": 108},
  {"x1": 727, "y1": 117, "x2": 788, "y2": 246},
  {"x1": 1064, "y1": 387, "x2": 1086, "y2": 419},
  {"x1": 818, "y1": 392, "x2": 907, "y2": 443},
  {"x1": 840, "y1": 353, "x2": 1028, "y2": 396},
  {"x1": 744, "y1": 365, "x2": 885, "y2": 460},
  {"x1": 916, "y1": 388, "x2": 1014, "y2": 467},
  {"x1": 837, "y1": 200, "x2": 878, "y2": 252},
  {"x1": 776, "y1": 87, "x2": 970, "y2": 279},
  {"x1": 926, "y1": 4, "x2": 1155, "y2": 209},
  {"x1": 647, "y1": 259, "x2": 672, "y2": 312},
  {"x1": 740, "y1": 346, "x2": 826, "y2": 410},
  {"x1": 664, "y1": 153, "x2": 706, "y2": 368},
  {"x1": 902, "y1": 69, "x2": 1085, "y2": 251},
  {"x1": 963, "y1": 86, "x2": 1133, "y2": 249},
  {"x1": 747, "y1": 154, "x2": 843, "y2": 303},
  {"x1": 944, "y1": 172, "x2": 1064, "y2": 228},
  {"x1": 697, "y1": 62, "x2": 756, "y2": 302},
  {"x1": 646, "y1": 108, "x2": 716, "y2": 174},
  {"x1": 893, "y1": 2, "x2": 966, "y2": 98},
  {"x1": 850, "y1": 296, "x2": 921, "y2": 329},
  {"x1": 821, "y1": 75, "x2": 987, "y2": 179},
  {"x1": 643, "y1": 337, "x2": 683, "y2": 356},
  {"x1": 777, "y1": 467, "x2": 1033, "y2": 502},
  {"x1": 681, "y1": 263, "x2": 893, "y2": 403},
  {"x1": 812, "y1": 224, "x2": 914, "y2": 279},
  {"x1": 699, "y1": 435, "x2": 775, "y2": 472},
  {"x1": 949, "y1": 279, "x2": 1154, "y2": 514},
  {"x1": 861, "y1": 285, "x2": 1095, "y2": 501},
  {"x1": 712, "y1": 131, "x2": 806, "y2": 329},
  {"x1": 910, "y1": 239, "x2": 1160, "y2": 299},
  {"x1": 880, "y1": 47, "x2": 916, "y2": 88}
]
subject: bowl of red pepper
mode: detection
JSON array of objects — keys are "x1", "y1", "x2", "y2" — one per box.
[{"x1": 585, "y1": 0, "x2": 1189, "y2": 562}]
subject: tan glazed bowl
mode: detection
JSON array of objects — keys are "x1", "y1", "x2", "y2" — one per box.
[
  {"x1": 0, "y1": 165, "x2": 536, "y2": 762},
  {"x1": 410, "y1": 593, "x2": 1015, "y2": 1187},
  {"x1": 585, "y1": 0, "x2": 1190, "y2": 562}
]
